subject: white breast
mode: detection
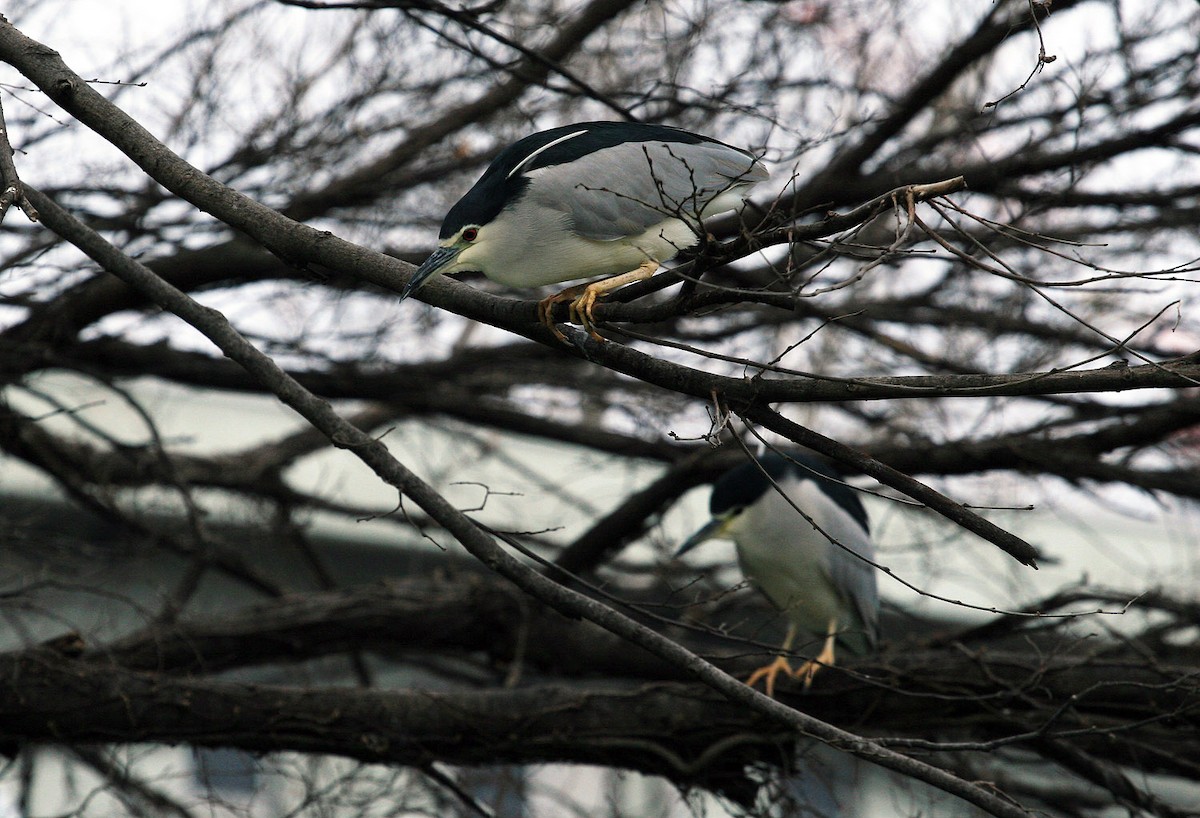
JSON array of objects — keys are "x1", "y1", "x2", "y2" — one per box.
[
  {"x1": 729, "y1": 477, "x2": 860, "y2": 636},
  {"x1": 476, "y1": 204, "x2": 698, "y2": 288}
]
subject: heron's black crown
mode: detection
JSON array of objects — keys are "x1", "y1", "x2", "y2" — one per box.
[
  {"x1": 439, "y1": 121, "x2": 749, "y2": 239},
  {"x1": 710, "y1": 452, "x2": 869, "y2": 534}
]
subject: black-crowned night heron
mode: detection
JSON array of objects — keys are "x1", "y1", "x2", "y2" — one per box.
[
  {"x1": 400, "y1": 121, "x2": 769, "y2": 342},
  {"x1": 676, "y1": 452, "x2": 879, "y2": 697}
]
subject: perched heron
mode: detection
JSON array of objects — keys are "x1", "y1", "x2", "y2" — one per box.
[
  {"x1": 401, "y1": 121, "x2": 769, "y2": 342},
  {"x1": 677, "y1": 452, "x2": 879, "y2": 696}
]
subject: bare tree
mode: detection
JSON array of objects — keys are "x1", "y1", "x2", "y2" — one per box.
[{"x1": 0, "y1": 0, "x2": 1198, "y2": 816}]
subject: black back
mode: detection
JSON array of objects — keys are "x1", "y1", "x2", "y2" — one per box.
[
  {"x1": 710, "y1": 452, "x2": 869, "y2": 534},
  {"x1": 439, "y1": 122, "x2": 742, "y2": 239}
]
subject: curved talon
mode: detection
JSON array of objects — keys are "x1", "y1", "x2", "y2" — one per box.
[
  {"x1": 745, "y1": 655, "x2": 795, "y2": 699},
  {"x1": 569, "y1": 286, "x2": 607, "y2": 342},
  {"x1": 742, "y1": 621, "x2": 843, "y2": 696},
  {"x1": 538, "y1": 298, "x2": 569, "y2": 344},
  {"x1": 793, "y1": 623, "x2": 839, "y2": 690},
  {"x1": 793, "y1": 658, "x2": 822, "y2": 690},
  {"x1": 540, "y1": 261, "x2": 659, "y2": 345},
  {"x1": 537, "y1": 286, "x2": 585, "y2": 344}
]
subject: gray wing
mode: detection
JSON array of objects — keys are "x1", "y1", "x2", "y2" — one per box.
[
  {"x1": 827, "y1": 520, "x2": 880, "y2": 652},
  {"x1": 523, "y1": 140, "x2": 768, "y2": 241}
]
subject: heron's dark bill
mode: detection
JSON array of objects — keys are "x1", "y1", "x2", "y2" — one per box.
[
  {"x1": 400, "y1": 245, "x2": 462, "y2": 301},
  {"x1": 675, "y1": 517, "x2": 730, "y2": 556}
]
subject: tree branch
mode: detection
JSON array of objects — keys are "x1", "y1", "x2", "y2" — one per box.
[
  {"x1": 0, "y1": 47, "x2": 1044, "y2": 811},
  {"x1": 21, "y1": 178, "x2": 1041, "y2": 817},
  {"x1": 0, "y1": 93, "x2": 37, "y2": 223}
]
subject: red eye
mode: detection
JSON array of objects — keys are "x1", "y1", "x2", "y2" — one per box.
[{"x1": 462, "y1": 228, "x2": 478, "y2": 242}]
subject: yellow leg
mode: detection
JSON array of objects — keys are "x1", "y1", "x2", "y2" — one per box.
[
  {"x1": 792, "y1": 619, "x2": 838, "y2": 690},
  {"x1": 569, "y1": 260, "x2": 659, "y2": 342},
  {"x1": 745, "y1": 622, "x2": 797, "y2": 698}
]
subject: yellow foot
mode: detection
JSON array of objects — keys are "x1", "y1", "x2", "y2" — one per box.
[
  {"x1": 745, "y1": 655, "x2": 795, "y2": 698},
  {"x1": 792, "y1": 658, "x2": 823, "y2": 690},
  {"x1": 568, "y1": 285, "x2": 608, "y2": 343},
  {"x1": 793, "y1": 627, "x2": 838, "y2": 690},
  {"x1": 537, "y1": 285, "x2": 586, "y2": 344},
  {"x1": 538, "y1": 261, "x2": 659, "y2": 344},
  {"x1": 569, "y1": 260, "x2": 660, "y2": 343}
]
